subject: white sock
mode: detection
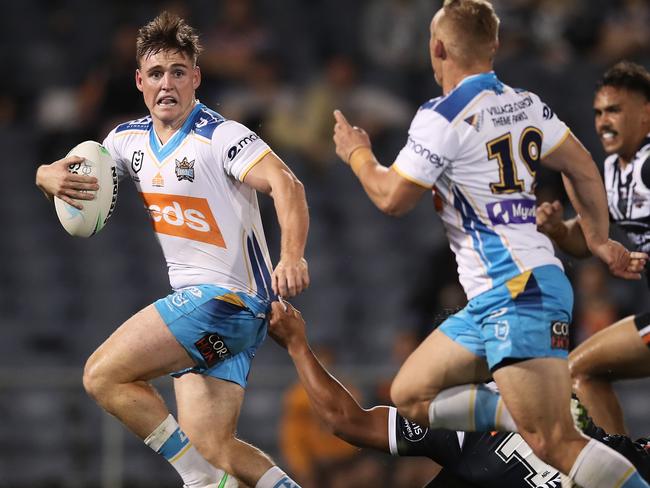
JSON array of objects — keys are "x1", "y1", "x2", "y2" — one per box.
[
  {"x1": 145, "y1": 414, "x2": 232, "y2": 488},
  {"x1": 428, "y1": 384, "x2": 517, "y2": 432},
  {"x1": 255, "y1": 466, "x2": 300, "y2": 488},
  {"x1": 569, "y1": 438, "x2": 649, "y2": 488}
]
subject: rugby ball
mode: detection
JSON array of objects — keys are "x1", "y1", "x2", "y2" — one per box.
[{"x1": 54, "y1": 141, "x2": 118, "y2": 237}]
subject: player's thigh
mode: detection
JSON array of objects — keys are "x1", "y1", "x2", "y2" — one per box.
[
  {"x1": 392, "y1": 328, "x2": 490, "y2": 402},
  {"x1": 174, "y1": 373, "x2": 244, "y2": 446},
  {"x1": 570, "y1": 314, "x2": 650, "y2": 380},
  {"x1": 86, "y1": 304, "x2": 194, "y2": 384},
  {"x1": 493, "y1": 357, "x2": 578, "y2": 438}
]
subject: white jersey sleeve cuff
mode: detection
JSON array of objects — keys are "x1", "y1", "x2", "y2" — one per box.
[{"x1": 388, "y1": 406, "x2": 399, "y2": 456}]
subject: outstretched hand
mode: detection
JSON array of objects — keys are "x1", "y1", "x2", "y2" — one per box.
[
  {"x1": 332, "y1": 109, "x2": 371, "y2": 164},
  {"x1": 591, "y1": 239, "x2": 648, "y2": 280},
  {"x1": 269, "y1": 300, "x2": 307, "y2": 350},
  {"x1": 36, "y1": 156, "x2": 99, "y2": 209}
]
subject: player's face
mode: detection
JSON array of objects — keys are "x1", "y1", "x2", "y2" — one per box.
[
  {"x1": 594, "y1": 86, "x2": 649, "y2": 158},
  {"x1": 135, "y1": 50, "x2": 201, "y2": 128}
]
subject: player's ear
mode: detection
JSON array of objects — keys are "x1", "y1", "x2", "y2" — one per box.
[
  {"x1": 135, "y1": 69, "x2": 144, "y2": 93},
  {"x1": 193, "y1": 65, "x2": 201, "y2": 90},
  {"x1": 643, "y1": 101, "x2": 650, "y2": 124},
  {"x1": 434, "y1": 39, "x2": 446, "y2": 61}
]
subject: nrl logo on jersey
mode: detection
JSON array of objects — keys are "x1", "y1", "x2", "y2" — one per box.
[
  {"x1": 175, "y1": 157, "x2": 195, "y2": 182},
  {"x1": 131, "y1": 150, "x2": 143, "y2": 181}
]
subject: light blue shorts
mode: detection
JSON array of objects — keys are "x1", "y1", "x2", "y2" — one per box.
[
  {"x1": 439, "y1": 265, "x2": 573, "y2": 371},
  {"x1": 154, "y1": 285, "x2": 270, "y2": 388}
]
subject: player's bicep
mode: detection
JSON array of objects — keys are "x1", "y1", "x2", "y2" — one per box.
[
  {"x1": 382, "y1": 166, "x2": 430, "y2": 215},
  {"x1": 541, "y1": 132, "x2": 595, "y2": 178},
  {"x1": 242, "y1": 152, "x2": 297, "y2": 196}
]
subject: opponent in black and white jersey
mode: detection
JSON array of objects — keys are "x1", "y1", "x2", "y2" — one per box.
[
  {"x1": 269, "y1": 301, "x2": 650, "y2": 488},
  {"x1": 537, "y1": 61, "x2": 650, "y2": 436},
  {"x1": 604, "y1": 135, "x2": 650, "y2": 260}
]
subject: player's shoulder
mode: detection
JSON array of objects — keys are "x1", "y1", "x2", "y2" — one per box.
[
  {"x1": 428, "y1": 72, "x2": 506, "y2": 123},
  {"x1": 636, "y1": 135, "x2": 650, "y2": 160},
  {"x1": 191, "y1": 104, "x2": 228, "y2": 140},
  {"x1": 113, "y1": 115, "x2": 152, "y2": 134}
]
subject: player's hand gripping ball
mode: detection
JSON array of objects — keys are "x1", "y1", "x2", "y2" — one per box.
[{"x1": 54, "y1": 141, "x2": 118, "y2": 237}]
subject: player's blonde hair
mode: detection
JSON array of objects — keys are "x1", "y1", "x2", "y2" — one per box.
[
  {"x1": 439, "y1": 0, "x2": 500, "y2": 67},
  {"x1": 136, "y1": 11, "x2": 203, "y2": 67}
]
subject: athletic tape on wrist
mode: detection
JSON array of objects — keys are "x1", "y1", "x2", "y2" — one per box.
[{"x1": 348, "y1": 147, "x2": 374, "y2": 176}]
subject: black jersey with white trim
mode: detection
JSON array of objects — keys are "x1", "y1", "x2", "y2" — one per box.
[
  {"x1": 604, "y1": 136, "x2": 650, "y2": 259},
  {"x1": 389, "y1": 407, "x2": 564, "y2": 487},
  {"x1": 389, "y1": 407, "x2": 650, "y2": 487}
]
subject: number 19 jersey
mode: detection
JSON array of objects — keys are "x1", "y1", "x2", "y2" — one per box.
[
  {"x1": 393, "y1": 72, "x2": 568, "y2": 299},
  {"x1": 103, "y1": 103, "x2": 274, "y2": 299}
]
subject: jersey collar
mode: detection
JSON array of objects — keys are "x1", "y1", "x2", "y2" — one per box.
[{"x1": 148, "y1": 103, "x2": 204, "y2": 163}]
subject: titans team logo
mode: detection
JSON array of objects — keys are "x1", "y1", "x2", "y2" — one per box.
[{"x1": 175, "y1": 157, "x2": 195, "y2": 182}]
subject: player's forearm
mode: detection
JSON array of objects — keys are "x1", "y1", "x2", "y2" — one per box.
[
  {"x1": 563, "y1": 171, "x2": 610, "y2": 250},
  {"x1": 546, "y1": 217, "x2": 591, "y2": 258},
  {"x1": 350, "y1": 148, "x2": 406, "y2": 216},
  {"x1": 271, "y1": 172, "x2": 309, "y2": 260},
  {"x1": 287, "y1": 341, "x2": 390, "y2": 451}
]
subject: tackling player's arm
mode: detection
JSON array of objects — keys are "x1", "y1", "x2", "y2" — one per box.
[
  {"x1": 542, "y1": 133, "x2": 647, "y2": 279},
  {"x1": 35, "y1": 156, "x2": 99, "y2": 209},
  {"x1": 268, "y1": 301, "x2": 392, "y2": 451},
  {"x1": 332, "y1": 110, "x2": 428, "y2": 216},
  {"x1": 243, "y1": 153, "x2": 309, "y2": 298}
]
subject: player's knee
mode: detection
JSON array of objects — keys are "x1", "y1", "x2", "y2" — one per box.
[
  {"x1": 389, "y1": 376, "x2": 411, "y2": 411},
  {"x1": 390, "y1": 381, "x2": 426, "y2": 422},
  {"x1": 82, "y1": 356, "x2": 112, "y2": 402}
]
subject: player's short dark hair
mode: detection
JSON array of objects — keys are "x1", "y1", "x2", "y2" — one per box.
[
  {"x1": 136, "y1": 11, "x2": 202, "y2": 67},
  {"x1": 597, "y1": 61, "x2": 650, "y2": 102}
]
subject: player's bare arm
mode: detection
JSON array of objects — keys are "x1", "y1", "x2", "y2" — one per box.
[
  {"x1": 243, "y1": 153, "x2": 309, "y2": 298},
  {"x1": 269, "y1": 301, "x2": 392, "y2": 451},
  {"x1": 542, "y1": 133, "x2": 648, "y2": 279},
  {"x1": 36, "y1": 156, "x2": 99, "y2": 209},
  {"x1": 332, "y1": 109, "x2": 428, "y2": 216}
]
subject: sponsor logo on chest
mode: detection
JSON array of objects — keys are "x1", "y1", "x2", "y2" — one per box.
[
  {"x1": 486, "y1": 199, "x2": 536, "y2": 225},
  {"x1": 140, "y1": 192, "x2": 226, "y2": 247}
]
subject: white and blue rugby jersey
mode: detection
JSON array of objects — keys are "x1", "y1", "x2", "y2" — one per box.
[
  {"x1": 103, "y1": 102, "x2": 275, "y2": 299},
  {"x1": 393, "y1": 72, "x2": 567, "y2": 299}
]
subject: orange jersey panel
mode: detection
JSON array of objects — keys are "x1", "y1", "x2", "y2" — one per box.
[{"x1": 140, "y1": 192, "x2": 226, "y2": 248}]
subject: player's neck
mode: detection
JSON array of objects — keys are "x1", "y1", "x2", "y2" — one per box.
[
  {"x1": 442, "y1": 63, "x2": 493, "y2": 95},
  {"x1": 151, "y1": 102, "x2": 197, "y2": 145}
]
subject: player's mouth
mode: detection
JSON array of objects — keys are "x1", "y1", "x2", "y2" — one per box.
[
  {"x1": 600, "y1": 130, "x2": 618, "y2": 142},
  {"x1": 157, "y1": 96, "x2": 178, "y2": 106}
]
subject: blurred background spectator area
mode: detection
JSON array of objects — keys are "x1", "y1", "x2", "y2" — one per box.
[{"x1": 2, "y1": 0, "x2": 650, "y2": 486}]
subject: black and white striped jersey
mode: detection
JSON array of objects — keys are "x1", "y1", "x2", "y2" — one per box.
[
  {"x1": 387, "y1": 407, "x2": 650, "y2": 487},
  {"x1": 604, "y1": 136, "x2": 650, "y2": 256}
]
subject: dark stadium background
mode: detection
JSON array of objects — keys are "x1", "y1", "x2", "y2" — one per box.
[{"x1": 2, "y1": 0, "x2": 649, "y2": 486}]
